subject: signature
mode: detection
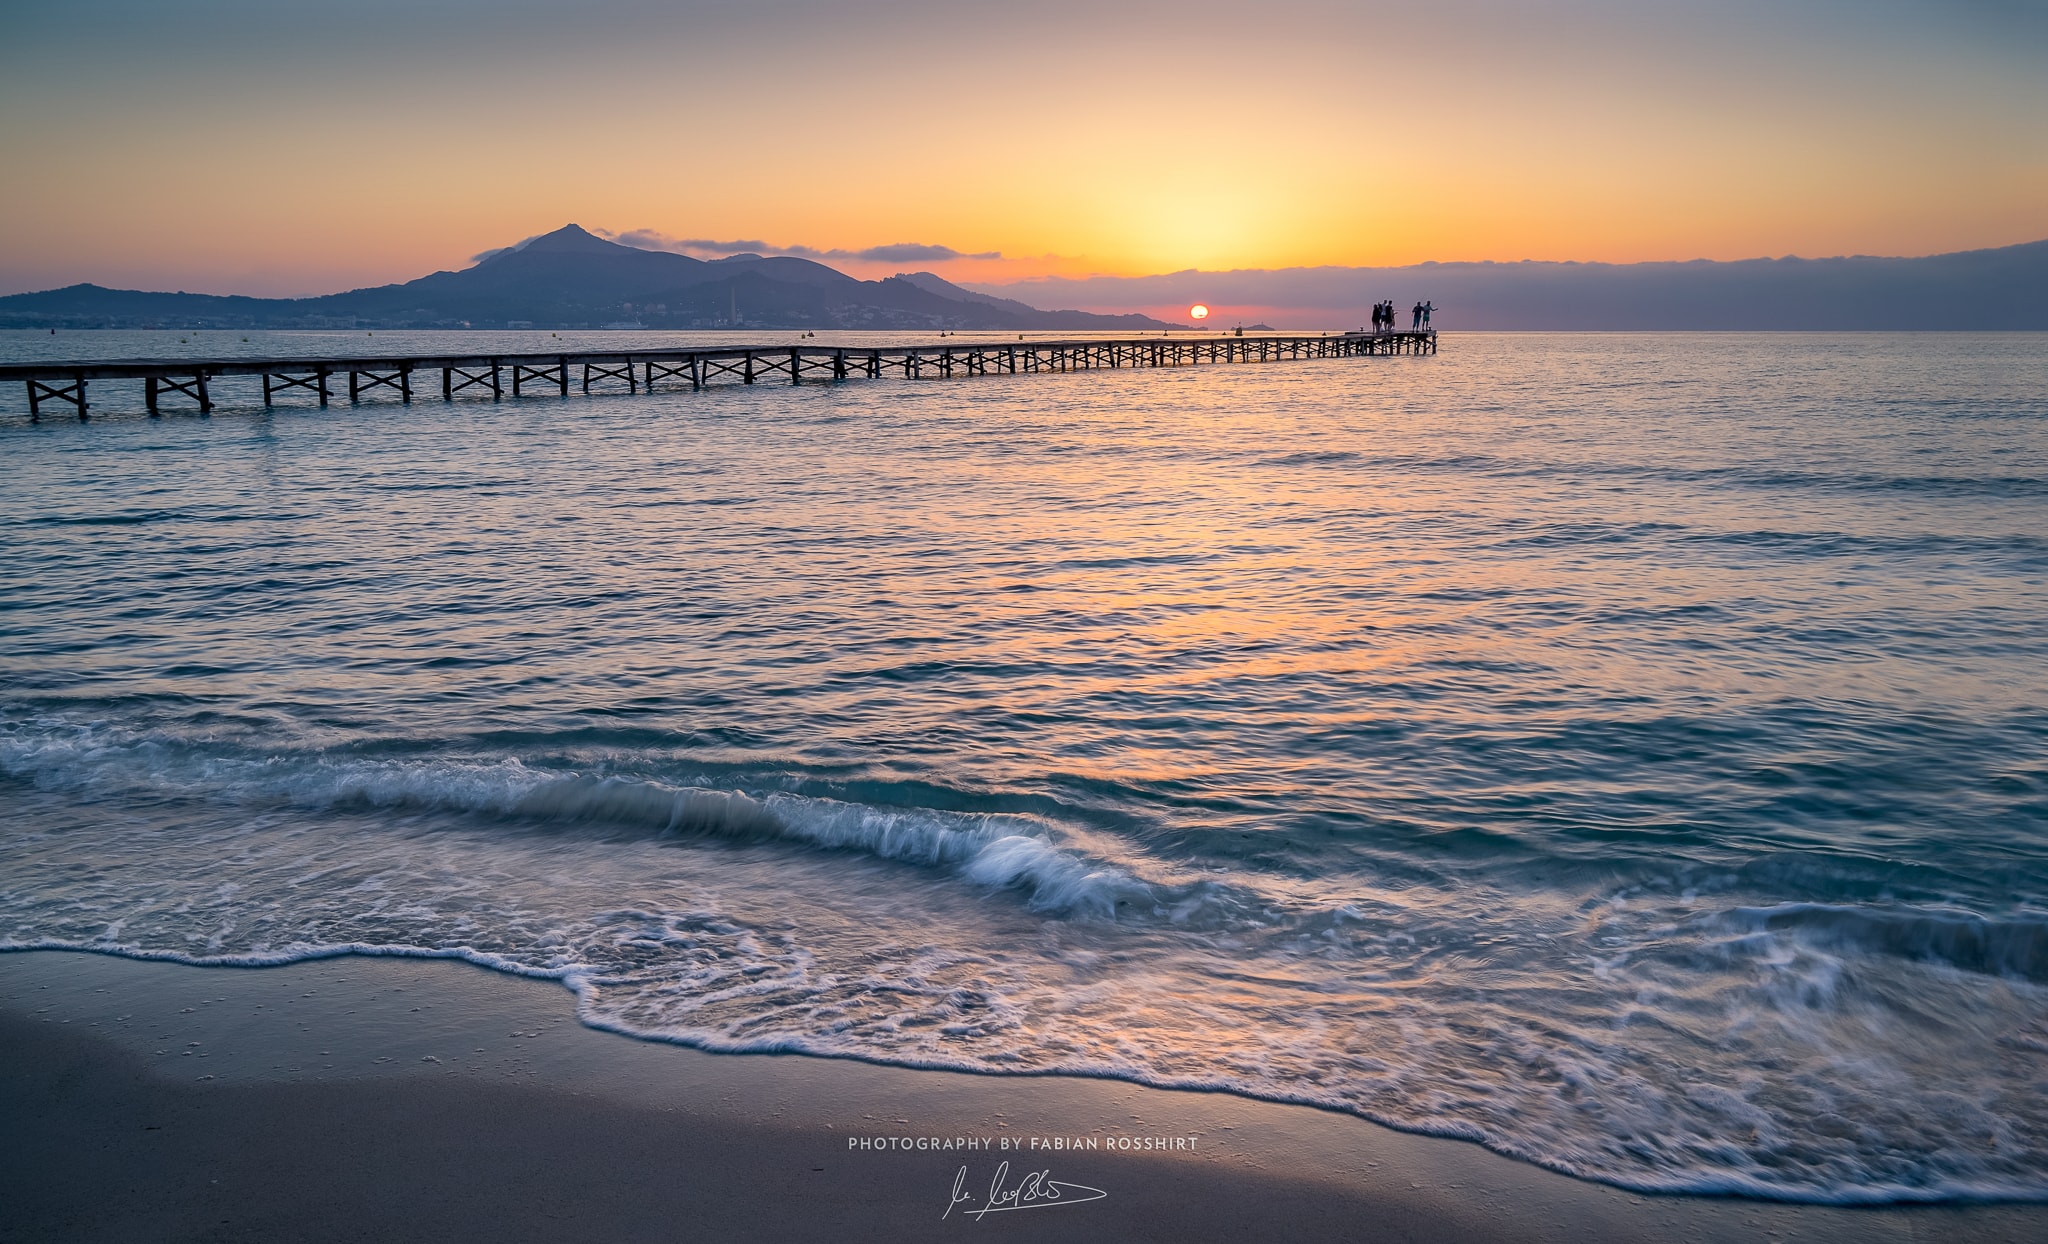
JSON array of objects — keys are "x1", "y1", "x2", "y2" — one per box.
[{"x1": 944, "y1": 1161, "x2": 1107, "y2": 1220}]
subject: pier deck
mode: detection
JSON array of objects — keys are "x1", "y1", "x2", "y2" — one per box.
[{"x1": 2, "y1": 331, "x2": 1437, "y2": 421}]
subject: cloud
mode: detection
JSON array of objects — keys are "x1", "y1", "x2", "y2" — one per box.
[
  {"x1": 599, "y1": 229, "x2": 999, "y2": 263},
  {"x1": 608, "y1": 231, "x2": 770, "y2": 255},
  {"x1": 847, "y1": 242, "x2": 1002, "y2": 263},
  {"x1": 470, "y1": 232, "x2": 549, "y2": 263}
]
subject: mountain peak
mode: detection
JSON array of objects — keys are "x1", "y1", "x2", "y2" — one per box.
[{"x1": 517, "y1": 223, "x2": 624, "y2": 255}]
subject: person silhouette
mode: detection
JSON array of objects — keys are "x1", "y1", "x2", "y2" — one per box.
[
  {"x1": 1422, "y1": 301, "x2": 1433, "y2": 330},
  {"x1": 1411, "y1": 301, "x2": 1423, "y2": 331}
]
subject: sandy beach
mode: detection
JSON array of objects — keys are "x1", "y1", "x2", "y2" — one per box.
[{"x1": 1, "y1": 949, "x2": 2038, "y2": 1243}]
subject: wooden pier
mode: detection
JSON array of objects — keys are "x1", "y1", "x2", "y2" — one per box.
[{"x1": 2, "y1": 331, "x2": 1436, "y2": 421}]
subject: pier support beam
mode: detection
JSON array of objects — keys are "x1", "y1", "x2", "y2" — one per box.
[
  {"x1": 645, "y1": 358, "x2": 696, "y2": 391},
  {"x1": 444, "y1": 364, "x2": 502, "y2": 401},
  {"x1": 144, "y1": 373, "x2": 210, "y2": 416},
  {"x1": 510, "y1": 360, "x2": 568, "y2": 398},
  {"x1": 348, "y1": 367, "x2": 412, "y2": 404},
  {"x1": 261, "y1": 371, "x2": 328, "y2": 407},
  {"x1": 581, "y1": 360, "x2": 636, "y2": 393},
  {"x1": 26, "y1": 375, "x2": 87, "y2": 422}
]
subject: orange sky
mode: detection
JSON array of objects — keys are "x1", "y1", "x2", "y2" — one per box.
[{"x1": 1, "y1": 0, "x2": 2042, "y2": 297}]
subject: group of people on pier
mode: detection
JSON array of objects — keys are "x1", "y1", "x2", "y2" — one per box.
[{"x1": 1370, "y1": 300, "x2": 1433, "y2": 333}]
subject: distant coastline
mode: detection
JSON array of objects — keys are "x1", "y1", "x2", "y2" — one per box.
[
  {"x1": 7, "y1": 229, "x2": 2042, "y2": 333},
  {"x1": 968, "y1": 238, "x2": 2048, "y2": 332}
]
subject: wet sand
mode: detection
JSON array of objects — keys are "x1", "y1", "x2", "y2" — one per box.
[{"x1": 3, "y1": 949, "x2": 2039, "y2": 1243}]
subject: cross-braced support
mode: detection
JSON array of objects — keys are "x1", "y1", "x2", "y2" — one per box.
[
  {"x1": 511, "y1": 360, "x2": 568, "y2": 398},
  {"x1": 792, "y1": 351, "x2": 844, "y2": 383},
  {"x1": 582, "y1": 360, "x2": 635, "y2": 393},
  {"x1": 145, "y1": 373, "x2": 213, "y2": 416},
  {"x1": 645, "y1": 357, "x2": 700, "y2": 390},
  {"x1": 349, "y1": 367, "x2": 413, "y2": 403},
  {"x1": 699, "y1": 355, "x2": 751, "y2": 386},
  {"x1": 25, "y1": 375, "x2": 87, "y2": 422},
  {"x1": 261, "y1": 371, "x2": 328, "y2": 407},
  {"x1": 443, "y1": 363, "x2": 502, "y2": 401}
]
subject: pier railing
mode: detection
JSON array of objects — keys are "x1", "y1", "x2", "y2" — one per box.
[{"x1": 2, "y1": 331, "x2": 1437, "y2": 421}]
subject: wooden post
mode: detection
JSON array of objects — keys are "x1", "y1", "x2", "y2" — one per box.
[
  {"x1": 790, "y1": 347, "x2": 800, "y2": 385},
  {"x1": 443, "y1": 368, "x2": 454, "y2": 401},
  {"x1": 557, "y1": 357, "x2": 568, "y2": 397},
  {"x1": 146, "y1": 376, "x2": 160, "y2": 417},
  {"x1": 23, "y1": 378, "x2": 84, "y2": 420},
  {"x1": 196, "y1": 374, "x2": 211, "y2": 413}
]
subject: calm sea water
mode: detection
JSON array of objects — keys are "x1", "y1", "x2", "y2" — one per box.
[{"x1": 3, "y1": 330, "x2": 2045, "y2": 1201}]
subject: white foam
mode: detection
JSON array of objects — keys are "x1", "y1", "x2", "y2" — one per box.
[
  {"x1": 10, "y1": 714, "x2": 2048, "y2": 1204},
  {"x1": 0, "y1": 716, "x2": 1189, "y2": 920}
]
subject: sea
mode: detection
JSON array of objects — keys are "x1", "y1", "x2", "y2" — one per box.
[{"x1": 2, "y1": 328, "x2": 2044, "y2": 1202}]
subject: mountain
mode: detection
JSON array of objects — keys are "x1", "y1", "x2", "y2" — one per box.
[
  {"x1": 892, "y1": 270, "x2": 1171, "y2": 332},
  {"x1": 970, "y1": 240, "x2": 2048, "y2": 331},
  {"x1": 0, "y1": 226, "x2": 1179, "y2": 331}
]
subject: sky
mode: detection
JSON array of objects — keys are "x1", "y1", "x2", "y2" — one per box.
[{"x1": 0, "y1": 0, "x2": 2043, "y2": 298}]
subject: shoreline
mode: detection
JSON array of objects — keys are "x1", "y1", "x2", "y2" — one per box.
[{"x1": 4, "y1": 949, "x2": 2041, "y2": 1243}]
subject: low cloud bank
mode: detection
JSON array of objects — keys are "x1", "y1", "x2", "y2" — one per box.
[{"x1": 601, "y1": 229, "x2": 999, "y2": 264}]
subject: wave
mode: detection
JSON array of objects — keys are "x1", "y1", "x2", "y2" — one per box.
[
  {"x1": 1258, "y1": 450, "x2": 1363, "y2": 467},
  {"x1": 0, "y1": 717, "x2": 1231, "y2": 923},
  {"x1": 1699, "y1": 901, "x2": 2048, "y2": 983},
  {"x1": 9, "y1": 717, "x2": 2048, "y2": 1204},
  {"x1": 8, "y1": 932, "x2": 2044, "y2": 1206},
  {"x1": 1248, "y1": 446, "x2": 2048, "y2": 500}
]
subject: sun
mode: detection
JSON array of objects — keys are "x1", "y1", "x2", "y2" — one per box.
[{"x1": 1189, "y1": 304, "x2": 1210, "y2": 320}]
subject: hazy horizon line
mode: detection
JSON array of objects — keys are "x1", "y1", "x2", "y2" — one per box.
[{"x1": 9, "y1": 231, "x2": 2044, "y2": 303}]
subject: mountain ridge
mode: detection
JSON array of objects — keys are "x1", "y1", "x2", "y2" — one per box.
[
  {"x1": 0, "y1": 225, "x2": 1178, "y2": 332},
  {"x1": 968, "y1": 238, "x2": 2048, "y2": 330}
]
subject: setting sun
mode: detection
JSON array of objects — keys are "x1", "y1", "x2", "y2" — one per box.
[{"x1": 1189, "y1": 304, "x2": 1210, "y2": 320}]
